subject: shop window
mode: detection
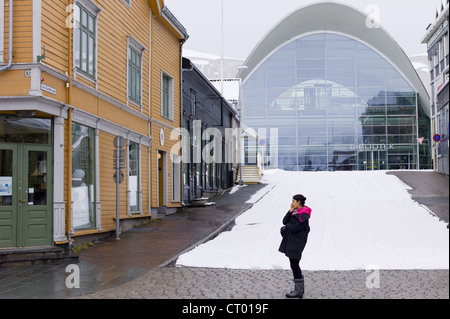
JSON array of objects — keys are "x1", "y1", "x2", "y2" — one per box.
[
  {"x1": 71, "y1": 122, "x2": 96, "y2": 229},
  {"x1": 0, "y1": 116, "x2": 51, "y2": 144},
  {"x1": 128, "y1": 141, "x2": 140, "y2": 213}
]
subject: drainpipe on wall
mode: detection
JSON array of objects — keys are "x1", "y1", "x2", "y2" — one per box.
[
  {"x1": 67, "y1": 0, "x2": 74, "y2": 251},
  {"x1": 0, "y1": 0, "x2": 13, "y2": 72}
]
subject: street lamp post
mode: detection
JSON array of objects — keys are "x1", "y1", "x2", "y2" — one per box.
[{"x1": 237, "y1": 65, "x2": 248, "y2": 186}]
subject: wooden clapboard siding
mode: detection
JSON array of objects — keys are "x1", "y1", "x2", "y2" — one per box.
[
  {"x1": 141, "y1": 145, "x2": 149, "y2": 214},
  {"x1": 151, "y1": 16, "x2": 181, "y2": 124},
  {"x1": 41, "y1": 71, "x2": 67, "y2": 101},
  {"x1": 1, "y1": 0, "x2": 184, "y2": 239},
  {"x1": 63, "y1": 118, "x2": 69, "y2": 232},
  {"x1": 96, "y1": 0, "x2": 150, "y2": 116},
  {"x1": 0, "y1": 69, "x2": 30, "y2": 95},
  {"x1": 98, "y1": 131, "x2": 129, "y2": 232},
  {"x1": 149, "y1": 14, "x2": 182, "y2": 208},
  {"x1": 1, "y1": 0, "x2": 33, "y2": 63},
  {"x1": 150, "y1": 127, "x2": 182, "y2": 208},
  {"x1": 98, "y1": 134, "x2": 151, "y2": 231},
  {"x1": 41, "y1": 0, "x2": 68, "y2": 74}
]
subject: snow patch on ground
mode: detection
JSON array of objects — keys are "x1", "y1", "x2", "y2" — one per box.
[{"x1": 176, "y1": 170, "x2": 449, "y2": 271}]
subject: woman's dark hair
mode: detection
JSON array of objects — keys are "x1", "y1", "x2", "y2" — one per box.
[{"x1": 293, "y1": 194, "x2": 307, "y2": 206}]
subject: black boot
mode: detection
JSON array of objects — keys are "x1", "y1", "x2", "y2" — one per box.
[{"x1": 286, "y1": 278, "x2": 304, "y2": 299}]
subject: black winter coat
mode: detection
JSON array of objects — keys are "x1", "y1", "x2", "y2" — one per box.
[{"x1": 278, "y1": 208, "x2": 311, "y2": 260}]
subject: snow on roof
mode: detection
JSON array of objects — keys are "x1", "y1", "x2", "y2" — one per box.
[{"x1": 210, "y1": 78, "x2": 240, "y2": 102}]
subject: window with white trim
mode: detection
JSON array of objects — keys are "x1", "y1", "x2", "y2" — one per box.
[
  {"x1": 128, "y1": 140, "x2": 141, "y2": 213},
  {"x1": 0, "y1": 0, "x2": 4, "y2": 63},
  {"x1": 71, "y1": 122, "x2": 97, "y2": 229},
  {"x1": 162, "y1": 72, "x2": 174, "y2": 120},
  {"x1": 74, "y1": 1, "x2": 99, "y2": 79},
  {"x1": 172, "y1": 154, "x2": 181, "y2": 202},
  {"x1": 127, "y1": 36, "x2": 145, "y2": 106}
]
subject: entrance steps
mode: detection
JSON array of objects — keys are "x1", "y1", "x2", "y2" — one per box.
[
  {"x1": 0, "y1": 246, "x2": 77, "y2": 266},
  {"x1": 237, "y1": 166, "x2": 263, "y2": 184}
]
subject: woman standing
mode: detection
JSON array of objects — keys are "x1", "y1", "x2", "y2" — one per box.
[{"x1": 279, "y1": 194, "x2": 311, "y2": 299}]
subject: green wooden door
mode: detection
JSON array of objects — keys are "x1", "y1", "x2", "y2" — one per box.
[
  {"x1": 0, "y1": 144, "x2": 18, "y2": 248},
  {"x1": 0, "y1": 144, "x2": 53, "y2": 248}
]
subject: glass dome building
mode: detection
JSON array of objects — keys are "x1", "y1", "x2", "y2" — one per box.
[{"x1": 239, "y1": 2, "x2": 431, "y2": 171}]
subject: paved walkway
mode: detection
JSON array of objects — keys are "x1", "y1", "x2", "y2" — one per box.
[
  {"x1": 386, "y1": 170, "x2": 449, "y2": 224},
  {"x1": 79, "y1": 268, "x2": 449, "y2": 299},
  {"x1": 0, "y1": 171, "x2": 448, "y2": 299},
  {"x1": 0, "y1": 184, "x2": 267, "y2": 299}
]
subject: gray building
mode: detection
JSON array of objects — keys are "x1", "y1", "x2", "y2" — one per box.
[
  {"x1": 181, "y1": 58, "x2": 240, "y2": 203},
  {"x1": 422, "y1": 0, "x2": 449, "y2": 176},
  {"x1": 239, "y1": 2, "x2": 432, "y2": 171}
]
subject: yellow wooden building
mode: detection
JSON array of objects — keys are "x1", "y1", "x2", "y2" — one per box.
[{"x1": 0, "y1": 0, "x2": 188, "y2": 256}]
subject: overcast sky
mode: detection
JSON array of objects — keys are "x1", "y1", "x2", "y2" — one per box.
[{"x1": 164, "y1": 0, "x2": 440, "y2": 60}]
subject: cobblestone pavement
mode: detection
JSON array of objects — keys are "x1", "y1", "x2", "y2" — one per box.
[
  {"x1": 79, "y1": 171, "x2": 449, "y2": 300},
  {"x1": 1, "y1": 172, "x2": 448, "y2": 300},
  {"x1": 80, "y1": 267, "x2": 449, "y2": 299}
]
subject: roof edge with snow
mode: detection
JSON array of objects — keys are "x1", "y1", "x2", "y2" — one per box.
[{"x1": 238, "y1": 1, "x2": 430, "y2": 117}]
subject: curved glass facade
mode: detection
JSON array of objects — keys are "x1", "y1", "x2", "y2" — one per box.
[{"x1": 242, "y1": 33, "x2": 431, "y2": 171}]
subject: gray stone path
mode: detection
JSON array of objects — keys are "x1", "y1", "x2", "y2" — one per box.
[{"x1": 80, "y1": 267, "x2": 449, "y2": 299}]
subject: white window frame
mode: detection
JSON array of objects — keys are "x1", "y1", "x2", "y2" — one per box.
[
  {"x1": 73, "y1": 0, "x2": 101, "y2": 84},
  {"x1": 444, "y1": 32, "x2": 449, "y2": 59},
  {"x1": 127, "y1": 36, "x2": 146, "y2": 108},
  {"x1": 71, "y1": 121, "x2": 98, "y2": 231},
  {"x1": 172, "y1": 154, "x2": 181, "y2": 202},
  {"x1": 0, "y1": 0, "x2": 4, "y2": 63},
  {"x1": 127, "y1": 138, "x2": 142, "y2": 215},
  {"x1": 122, "y1": 0, "x2": 131, "y2": 8},
  {"x1": 161, "y1": 71, "x2": 174, "y2": 120},
  {"x1": 70, "y1": 110, "x2": 102, "y2": 231}
]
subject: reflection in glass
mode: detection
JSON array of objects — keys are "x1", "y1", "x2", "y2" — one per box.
[
  {"x1": 71, "y1": 123, "x2": 96, "y2": 229},
  {"x1": 242, "y1": 32, "x2": 431, "y2": 171},
  {"x1": 28, "y1": 151, "x2": 47, "y2": 206},
  {"x1": 0, "y1": 150, "x2": 13, "y2": 206},
  {"x1": 0, "y1": 116, "x2": 51, "y2": 144},
  {"x1": 128, "y1": 141, "x2": 140, "y2": 213}
]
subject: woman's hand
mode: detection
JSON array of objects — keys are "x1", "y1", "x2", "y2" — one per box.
[{"x1": 289, "y1": 202, "x2": 295, "y2": 212}]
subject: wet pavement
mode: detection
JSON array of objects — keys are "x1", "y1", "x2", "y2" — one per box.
[
  {"x1": 0, "y1": 171, "x2": 448, "y2": 299},
  {"x1": 386, "y1": 170, "x2": 449, "y2": 224},
  {"x1": 0, "y1": 183, "x2": 267, "y2": 299}
]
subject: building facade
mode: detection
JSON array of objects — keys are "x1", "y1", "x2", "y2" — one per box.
[
  {"x1": 239, "y1": 2, "x2": 432, "y2": 172},
  {"x1": 422, "y1": 0, "x2": 449, "y2": 176},
  {"x1": 181, "y1": 58, "x2": 239, "y2": 203},
  {"x1": 0, "y1": 0, "x2": 187, "y2": 254}
]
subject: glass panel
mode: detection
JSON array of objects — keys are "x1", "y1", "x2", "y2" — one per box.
[
  {"x1": 162, "y1": 75, "x2": 170, "y2": 117},
  {"x1": 71, "y1": 123, "x2": 95, "y2": 229},
  {"x1": 0, "y1": 150, "x2": 13, "y2": 206},
  {"x1": 88, "y1": 14, "x2": 94, "y2": 33},
  {"x1": 82, "y1": 31, "x2": 87, "y2": 72},
  {"x1": 74, "y1": 27, "x2": 80, "y2": 69},
  {"x1": 0, "y1": 116, "x2": 51, "y2": 144},
  {"x1": 242, "y1": 32, "x2": 420, "y2": 171},
  {"x1": 128, "y1": 141, "x2": 140, "y2": 213},
  {"x1": 81, "y1": 8, "x2": 87, "y2": 27},
  {"x1": 28, "y1": 151, "x2": 47, "y2": 206},
  {"x1": 88, "y1": 35, "x2": 94, "y2": 76},
  {"x1": 297, "y1": 59, "x2": 325, "y2": 68}
]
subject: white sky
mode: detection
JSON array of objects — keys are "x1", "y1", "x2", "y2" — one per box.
[{"x1": 164, "y1": 0, "x2": 440, "y2": 60}]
